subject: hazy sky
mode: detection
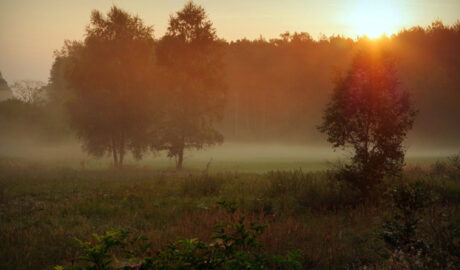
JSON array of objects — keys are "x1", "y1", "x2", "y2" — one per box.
[{"x1": 1, "y1": 0, "x2": 459, "y2": 82}]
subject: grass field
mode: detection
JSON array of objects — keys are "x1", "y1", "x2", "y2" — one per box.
[{"x1": 1, "y1": 153, "x2": 459, "y2": 269}]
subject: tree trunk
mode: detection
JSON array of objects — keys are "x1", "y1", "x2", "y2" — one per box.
[
  {"x1": 112, "y1": 140, "x2": 119, "y2": 169},
  {"x1": 118, "y1": 134, "x2": 125, "y2": 169},
  {"x1": 176, "y1": 148, "x2": 184, "y2": 170},
  {"x1": 119, "y1": 150, "x2": 124, "y2": 169}
]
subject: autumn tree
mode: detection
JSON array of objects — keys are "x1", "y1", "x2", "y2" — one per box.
[
  {"x1": 157, "y1": 1, "x2": 226, "y2": 169},
  {"x1": 53, "y1": 7, "x2": 158, "y2": 168},
  {"x1": 318, "y1": 50, "x2": 417, "y2": 195}
]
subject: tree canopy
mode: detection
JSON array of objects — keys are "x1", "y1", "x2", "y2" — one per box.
[
  {"x1": 53, "y1": 6, "x2": 158, "y2": 168},
  {"x1": 156, "y1": 1, "x2": 226, "y2": 169},
  {"x1": 319, "y1": 49, "x2": 417, "y2": 194}
]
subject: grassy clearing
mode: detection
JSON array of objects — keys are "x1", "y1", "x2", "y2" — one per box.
[{"x1": 0, "y1": 157, "x2": 459, "y2": 269}]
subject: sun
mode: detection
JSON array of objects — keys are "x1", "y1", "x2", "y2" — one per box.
[{"x1": 347, "y1": 0, "x2": 402, "y2": 38}]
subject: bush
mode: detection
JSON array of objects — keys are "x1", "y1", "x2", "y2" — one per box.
[
  {"x1": 381, "y1": 180, "x2": 460, "y2": 269},
  {"x1": 431, "y1": 154, "x2": 460, "y2": 181},
  {"x1": 429, "y1": 154, "x2": 460, "y2": 204},
  {"x1": 56, "y1": 202, "x2": 302, "y2": 270}
]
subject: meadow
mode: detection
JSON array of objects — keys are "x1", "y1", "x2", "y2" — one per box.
[
  {"x1": 1, "y1": 153, "x2": 459, "y2": 269},
  {"x1": 1, "y1": 1, "x2": 459, "y2": 269}
]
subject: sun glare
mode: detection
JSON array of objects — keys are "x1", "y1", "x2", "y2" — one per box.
[{"x1": 347, "y1": 0, "x2": 403, "y2": 38}]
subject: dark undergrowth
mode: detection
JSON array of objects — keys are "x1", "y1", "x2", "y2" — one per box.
[{"x1": 0, "y1": 156, "x2": 459, "y2": 269}]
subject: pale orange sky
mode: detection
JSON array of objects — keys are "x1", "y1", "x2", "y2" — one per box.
[{"x1": 0, "y1": 0, "x2": 459, "y2": 82}]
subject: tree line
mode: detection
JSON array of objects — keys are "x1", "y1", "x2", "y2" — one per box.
[{"x1": 220, "y1": 22, "x2": 460, "y2": 146}]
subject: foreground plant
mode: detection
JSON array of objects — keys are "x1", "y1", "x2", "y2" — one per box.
[
  {"x1": 56, "y1": 201, "x2": 302, "y2": 270},
  {"x1": 381, "y1": 181, "x2": 459, "y2": 269}
]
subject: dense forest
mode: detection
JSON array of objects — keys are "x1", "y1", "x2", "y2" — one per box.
[{"x1": 219, "y1": 22, "x2": 460, "y2": 146}]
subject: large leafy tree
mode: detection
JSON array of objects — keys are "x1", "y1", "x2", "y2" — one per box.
[
  {"x1": 157, "y1": 2, "x2": 226, "y2": 169},
  {"x1": 53, "y1": 7, "x2": 158, "y2": 168},
  {"x1": 318, "y1": 49, "x2": 417, "y2": 194}
]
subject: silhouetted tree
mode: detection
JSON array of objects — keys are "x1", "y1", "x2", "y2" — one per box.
[
  {"x1": 157, "y1": 1, "x2": 226, "y2": 169},
  {"x1": 53, "y1": 6, "x2": 158, "y2": 168},
  {"x1": 318, "y1": 50, "x2": 417, "y2": 195}
]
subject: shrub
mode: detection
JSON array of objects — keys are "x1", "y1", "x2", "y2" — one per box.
[
  {"x1": 56, "y1": 202, "x2": 302, "y2": 270},
  {"x1": 381, "y1": 180, "x2": 459, "y2": 269},
  {"x1": 431, "y1": 154, "x2": 460, "y2": 181}
]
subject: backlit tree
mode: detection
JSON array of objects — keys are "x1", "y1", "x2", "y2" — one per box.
[
  {"x1": 318, "y1": 49, "x2": 417, "y2": 194},
  {"x1": 157, "y1": 1, "x2": 226, "y2": 169},
  {"x1": 53, "y1": 7, "x2": 158, "y2": 168}
]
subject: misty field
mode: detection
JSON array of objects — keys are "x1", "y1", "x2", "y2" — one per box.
[
  {"x1": 1, "y1": 156, "x2": 459, "y2": 269},
  {"x1": 0, "y1": 141, "x2": 452, "y2": 173},
  {"x1": 1, "y1": 0, "x2": 460, "y2": 269}
]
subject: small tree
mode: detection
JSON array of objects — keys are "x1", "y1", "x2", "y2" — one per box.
[
  {"x1": 318, "y1": 50, "x2": 417, "y2": 194},
  {"x1": 156, "y1": 1, "x2": 226, "y2": 169},
  {"x1": 53, "y1": 7, "x2": 158, "y2": 168}
]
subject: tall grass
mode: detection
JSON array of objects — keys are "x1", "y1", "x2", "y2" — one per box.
[{"x1": 0, "y1": 157, "x2": 459, "y2": 269}]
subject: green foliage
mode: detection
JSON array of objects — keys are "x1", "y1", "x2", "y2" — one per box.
[
  {"x1": 382, "y1": 181, "x2": 434, "y2": 249},
  {"x1": 57, "y1": 203, "x2": 302, "y2": 270},
  {"x1": 141, "y1": 213, "x2": 297, "y2": 270},
  {"x1": 55, "y1": 229, "x2": 151, "y2": 270},
  {"x1": 217, "y1": 200, "x2": 238, "y2": 214},
  {"x1": 75, "y1": 230, "x2": 129, "y2": 270},
  {"x1": 382, "y1": 180, "x2": 460, "y2": 269},
  {"x1": 432, "y1": 154, "x2": 460, "y2": 182}
]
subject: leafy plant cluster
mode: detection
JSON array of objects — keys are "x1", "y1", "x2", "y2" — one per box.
[
  {"x1": 381, "y1": 180, "x2": 460, "y2": 269},
  {"x1": 55, "y1": 201, "x2": 302, "y2": 270},
  {"x1": 431, "y1": 154, "x2": 460, "y2": 182}
]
